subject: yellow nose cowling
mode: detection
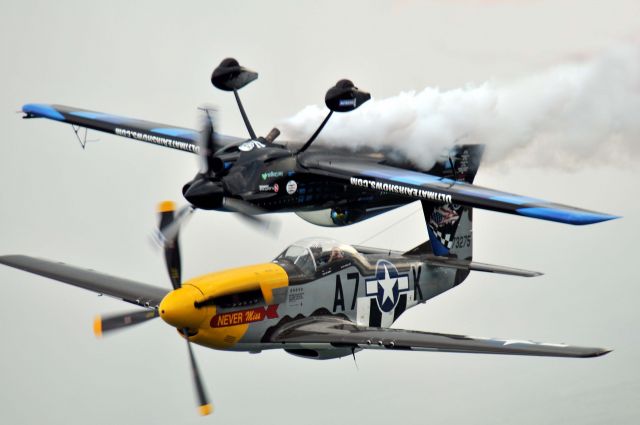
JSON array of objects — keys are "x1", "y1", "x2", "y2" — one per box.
[{"x1": 159, "y1": 285, "x2": 206, "y2": 330}]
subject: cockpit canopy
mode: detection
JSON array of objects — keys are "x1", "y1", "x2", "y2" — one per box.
[{"x1": 274, "y1": 237, "x2": 365, "y2": 278}]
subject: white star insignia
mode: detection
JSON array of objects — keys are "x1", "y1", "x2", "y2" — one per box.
[{"x1": 377, "y1": 265, "x2": 397, "y2": 306}]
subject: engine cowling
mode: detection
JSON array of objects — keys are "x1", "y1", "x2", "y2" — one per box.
[{"x1": 182, "y1": 176, "x2": 225, "y2": 210}]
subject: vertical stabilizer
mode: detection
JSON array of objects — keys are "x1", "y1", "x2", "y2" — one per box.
[{"x1": 421, "y1": 145, "x2": 484, "y2": 259}]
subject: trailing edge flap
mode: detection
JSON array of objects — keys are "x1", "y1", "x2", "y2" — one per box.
[
  {"x1": 271, "y1": 316, "x2": 610, "y2": 358},
  {"x1": 22, "y1": 103, "x2": 243, "y2": 154},
  {"x1": 0, "y1": 255, "x2": 168, "y2": 307},
  {"x1": 424, "y1": 255, "x2": 542, "y2": 277}
]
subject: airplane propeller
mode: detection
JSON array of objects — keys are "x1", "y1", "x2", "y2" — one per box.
[
  {"x1": 92, "y1": 200, "x2": 213, "y2": 415},
  {"x1": 186, "y1": 334, "x2": 212, "y2": 416},
  {"x1": 156, "y1": 200, "x2": 213, "y2": 415},
  {"x1": 93, "y1": 309, "x2": 159, "y2": 337},
  {"x1": 177, "y1": 105, "x2": 278, "y2": 235},
  {"x1": 158, "y1": 201, "x2": 186, "y2": 289}
]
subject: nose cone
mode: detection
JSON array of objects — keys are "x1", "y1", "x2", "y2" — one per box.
[
  {"x1": 159, "y1": 285, "x2": 206, "y2": 330},
  {"x1": 182, "y1": 178, "x2": 224, "y2": 210}
]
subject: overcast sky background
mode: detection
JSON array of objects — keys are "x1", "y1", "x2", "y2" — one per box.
[{"x1": 1, "y1": 1, "x2": 639, "y2": 424}]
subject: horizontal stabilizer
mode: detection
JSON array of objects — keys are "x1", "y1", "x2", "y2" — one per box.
[{"x1": 424, "y1": 255, "x2": 542, "y2": 277}]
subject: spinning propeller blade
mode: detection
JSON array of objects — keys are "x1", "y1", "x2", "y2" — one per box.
[
  {"x1": 156, "y1": 204, "x2": 195, "y2": 249},
  {"x1": 155, "y1": 201, "x2": 213, "y2": 415},
  {"x1": 93, "y1": 309, "x2": 159, "y2": 337},
  {"x1": 157, "y1": 201, "x2": 196, "y2": 289},
  {"x1": 222, "y1": 197, "x2": 279, "y2": 234},
  {"x1": 197, "y1": 107, "x2": 224, "y2": 174},
  {"x1": 185, "y1": 329, "x2": 213, "y2": 415}
]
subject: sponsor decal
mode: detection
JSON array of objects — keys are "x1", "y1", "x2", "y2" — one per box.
[
  {"x1": 258, "y1": 183, "x2": 279, "y2": 193},
  {"x1": 339, "y1": 98, "x2": 357, "y2": 107},
  {"x1": 261, "y1": 170, "x2": 284, "y2": 181},
  {"x1": 115, "y1": 128, "x2": 200, "y2": 153},
  {"x1": 350, "y1": 177, "x2": 452, "y2": 203},
  {"x1": 286, "y1": 180, "x2": 298, "y2": 195},
  {"x1": 365, "y1": 260, "x2": 409, "y2": 313},
  {"x1": 239, "y1": 140, "x2": 266, "y2": 152},
  {"x1": 210, "y1": 305, "x2": 279, "y2": 328}
]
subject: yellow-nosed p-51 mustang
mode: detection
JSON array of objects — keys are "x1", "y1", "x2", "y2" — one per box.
[{"x1": 0, "y1": 201, "x2": 609, "y2": 415}]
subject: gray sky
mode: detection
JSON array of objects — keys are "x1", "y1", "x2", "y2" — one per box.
[{"x1": 1, "y1": 1, "x2": 639, "y2": 424}]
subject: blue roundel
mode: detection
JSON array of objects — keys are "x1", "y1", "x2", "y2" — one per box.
[{"x1": 365, "y1": 260, "x2": 410, "y2": 313}]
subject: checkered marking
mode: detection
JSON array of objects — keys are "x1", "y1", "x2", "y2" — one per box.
[{"x1": 433, "y1": 230, "x2": 454, "y2": 249}]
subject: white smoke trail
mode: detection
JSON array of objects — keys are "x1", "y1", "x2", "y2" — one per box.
[{"x1": 280, "y1": 44, "x2": 640, "y2": 170}]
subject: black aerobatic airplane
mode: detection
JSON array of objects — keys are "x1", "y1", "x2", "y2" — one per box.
[{"x1": 22, "y1": 58, "x2": 618, "y2": 255}]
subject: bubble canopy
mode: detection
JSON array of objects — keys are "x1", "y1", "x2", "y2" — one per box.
[{"x1": 274, "y1": 237, "x2": 364, "y2": 277}]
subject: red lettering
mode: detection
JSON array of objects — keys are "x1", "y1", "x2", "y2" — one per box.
[{"x1": 210, "y1": 304, "x2": 280, "y2": 328}]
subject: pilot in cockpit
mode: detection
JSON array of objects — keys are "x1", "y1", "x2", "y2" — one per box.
[
  {"x1": 328, "y1": 246, "x2": 344, "y2": 263},
  {"x1": 314, "y1": 244, "x2": 345, "y2": 269},
  {"x1": 275, "y1": 238, "x2": 362, "y2": 277}
]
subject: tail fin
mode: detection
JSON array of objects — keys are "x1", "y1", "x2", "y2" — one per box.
[
  {"x1": 423, "y1": 203, "x2": 472, "y2": 259},
  {"x1": 422, "y1": 145, "x2": 484, "y2": 259},
  {"x1": 427, "y1": 144, "x2": 484, "y2": 184}
]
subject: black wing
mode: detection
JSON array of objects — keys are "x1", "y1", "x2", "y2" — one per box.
[
  {"x1": 299, "y1": 152, "x2": 618, "y2": 225},
  {"x1": 22, "y1": 103, "x2": 243, "y2": 154},
  {"x1": 271, "y1": 316, "x2": 610, "y2": 358},
  {"x1": 0, "y1": 255, "x2": 168, "y2": 307}
]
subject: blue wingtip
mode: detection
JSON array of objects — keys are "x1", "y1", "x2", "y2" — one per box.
[
  {"x1": 22, "y1": 103, "x2": 65, "y2": 121},
  {"x1": 516, "y1": 207, "x2": 620, "y2": 225}
]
